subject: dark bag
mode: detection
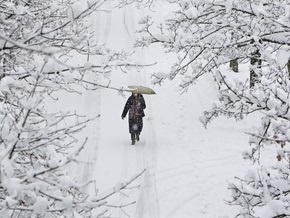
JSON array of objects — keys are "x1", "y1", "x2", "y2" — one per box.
[{"x1": 129, "y1": 102, "x2": 141, "y2": 120}]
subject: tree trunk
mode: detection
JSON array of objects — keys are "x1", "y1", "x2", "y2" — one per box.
[
  {"x1": 230, "y1": 59, "x2": 239, "y2": 72},
  {"x1": 0, "y1": 54, "x2": 6, "y2": 81},
  {"x1": 287, "y1": 59, "x2": 290, "y2": 77},
  {"x1": 250, "y1": 50, "x2": 261, "y2": 87}
]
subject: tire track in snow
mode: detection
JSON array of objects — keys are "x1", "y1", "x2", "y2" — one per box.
[
  {"x1": 80, "y1": 3, "x2": 112, "y2": 188},
  {"x1": 134, "y1": 49, "x2": 160, "y2": 217},
  {"x1": 80, "y1": 85, "x2": 100, "y2": 186},
  {"x1": 135, "y1": 102, "x2": 160, "y2": 218},
  {"x1": 95, "y1": 2, "x2": 112, "y2": 45},
  {"x1": 120, "y1": 5, "x2": 160, "y2": 217}
]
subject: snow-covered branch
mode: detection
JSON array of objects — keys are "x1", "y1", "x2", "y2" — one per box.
[
  {"x1": 136, "y1": 0, "x2": 290, "y2": 89},
  {"x1": 0, "y1": 0, "x2": 148, "y2": 217},
  {"x1": 136, "y1": 0, "x2": 290, "y2": 217}
]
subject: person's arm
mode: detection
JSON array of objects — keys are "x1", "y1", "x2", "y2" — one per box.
[{"x1": 121, "y1": 97, "x2": 131, "y2": 119}]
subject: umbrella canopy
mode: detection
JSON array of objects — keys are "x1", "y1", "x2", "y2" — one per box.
[{"x1": 127, "y1": 85, "x2": 156, "y2": 95}]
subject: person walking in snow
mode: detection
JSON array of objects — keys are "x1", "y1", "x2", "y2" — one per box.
[{"x1": 121, "y1": 91, "x2": 146, "y2": 145}]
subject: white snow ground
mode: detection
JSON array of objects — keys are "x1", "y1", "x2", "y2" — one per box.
[{"x1": 62, "y1": 3, "x2": 256, "y2": 218}]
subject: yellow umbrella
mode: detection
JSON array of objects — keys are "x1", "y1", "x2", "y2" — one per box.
[{"x1": 127, "y1": 85, "x2": 156, "y2": 95}]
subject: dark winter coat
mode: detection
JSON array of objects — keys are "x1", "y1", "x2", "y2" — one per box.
[
  {"x1": 122, "y1": 94, "x2": 146, "y2": 134},
  {"x1": 122, "y1": 94, "x2": 146, "y2": 119}
]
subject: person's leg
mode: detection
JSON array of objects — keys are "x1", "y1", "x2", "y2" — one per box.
[
  {"x1": 136, "y1": 117, "x2": 143, "y2": 141},
  {"x1": 129, "y1": 119, "x2": 135, "y2": 144},
  {"x1": 131, "y1": 133, "x2": 136, "y2": 145}
]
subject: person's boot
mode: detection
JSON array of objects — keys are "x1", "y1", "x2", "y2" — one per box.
[
  {"x1": 136, "y1": 133, "x2": 140, "y2": 141},
  {"x1": 131, "y1": 133, "x2": 135, "y2": 145}
]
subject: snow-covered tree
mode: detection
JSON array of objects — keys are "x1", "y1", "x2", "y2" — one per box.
[
  {"x1": 0, "y1": 0, "x2": 144, "y2": 217},
  {"x1": 136, "y1": 0, "x2": 290, "y2": 217}
]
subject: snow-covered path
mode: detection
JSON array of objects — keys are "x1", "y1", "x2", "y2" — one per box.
[
  {"x1": 78, "y1": 4, "x2": 161, "y2": 217},
  {"x1": 71, "y1": 3, "x2": 252, "y2": 218}
]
